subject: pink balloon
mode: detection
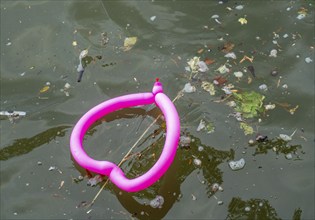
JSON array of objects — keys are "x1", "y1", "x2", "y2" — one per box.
[{"x1": 70, "y1": 80, "x2": 180, "y2": 192}]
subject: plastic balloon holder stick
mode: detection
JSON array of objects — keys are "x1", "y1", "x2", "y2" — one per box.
[{"x1": 70, "y1": 79, "x2": 180, "y2": 192}]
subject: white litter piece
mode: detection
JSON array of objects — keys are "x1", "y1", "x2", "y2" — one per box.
[
  {"x1": 269, "y1": 49, "x2": 277, "y2": 57},
  {"x1": 305, "y1": 57, "x2": 313, "y2": 63},
  {"x1": 87, "y1": 175, "x2": 103, "y2": 186},
  {"x1": 197, "y1": 119, "x2": 206, "y2": 132},
  {"x1": 0, "y1": 111, "x2": 26, "y2": 116},
  {"x1": 150, "y1": 16, "x2": 156, "y2": 21},
  {"x1": 233, "y1": 71, "x2": 243, "y2": 78},
  {"x1": 193, "y1": 158, "x2": 202, "y2": 166},
  {"x1": 183, "y1": 83, "x2": 196, "y2": 93},
  {"x1": 150, "y1": 196, "x2": 164, "y2": 208},
  {"x1": 197, "y1": 61, "x2": 209, "y2": 72},
  {"x1": 259, "y1": 84, "x2": 268, "y2": 91},
  {"x1": 296, "y1": 14, "x2": 306, "y2": 20},
  {"x1": 235, "y1": 5, "x2": 244, "y2": 10},
  {"x1": 224, "y1": 52, "x2": 237, "y2": 59},
  {"x1": 229, "y1": 158, "x2": 245, "y2": 171}
]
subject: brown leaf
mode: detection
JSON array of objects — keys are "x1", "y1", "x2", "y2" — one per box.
[
  {"x1": 197, "y1": 48, "x2": 204, "y2": 54},
  {"x1": 213, "y1": 76, "x2": 227, "y2": 86},
  {"x1": 220, "y1": 42, "x2": 235, "y2": 53},
  {"x1": 204, "y1": 58, "x2": 215, "y2": 65}
]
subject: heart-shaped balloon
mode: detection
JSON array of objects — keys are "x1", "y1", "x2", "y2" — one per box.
[{"x1": 70, "y1": 79, "x2": 180, "y2": 192}]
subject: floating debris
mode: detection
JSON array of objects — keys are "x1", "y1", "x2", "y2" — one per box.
[
  {"x1": 305, "y1": 57, "x2": 313, "y2": 63},
  {"x1": 247, "y1": 65, "x2": 255, "y2": 77},
  {"x1": 77, "y1": 63, "x2": 84, "y2": 82},
  {"x1": 283, "y1": 33, "x2": 289, "y2": 38},
  {"x1": 244, "y1": 206, "x2": 251, "y2": 212},
  {"x1": 60, "y1": 83, "x2": 71, "y2": 96},
  {"x1": 259, "y1": 84, "x2": 268, "y2": 91},
  {"x1": 198, "y1": 61, "x2": 209, "y2": 72},
  {"x1": 150, "y1": 195, "x2": 164, "y2": 208},
  {"x1": 197, "y1": 119, "x2": 206, "y2": 132},
  {"x1": 187, "y1": 56, "x2": 200, "y2": 73},
  {"x1": 216, "y1": 64, "x2": 230, "y2": 74},
  {"x1": 235, "y1": 5, "x2": 244, "y2": 10},
  {"x1": 72, "y1": 41, "x2": 77, "y2": 46},
  {"x1": 228, "y1": 112, "x2": 243, "y2": 122},
  {"x1": 270, "y1": 69, "x2": 278, "y2": 76},
  {"x1": 224, "y1": 52, "x2": 237, "y2": 59},
  {"x1": 240, "y1": 55, "x2": 254, "y2": 63},
  {"x1": 201, "y1": 81, "x2": 215, "y2": 95},
  {"x1": 100, "y1": 32, "x2": 109, "y2": 46},
  {"x1": 198, "y1": 146, "x2": 204, "y2": 152},
  {"x1": 48, "y1": 166, "x2": 56, "y2": 171},
  {"x1": 218, "y1": 201, "x2": 224, "y2": 205},
  {"x1": 256, "y1": 134, "x2": 268, "y2": 142},
  {"x1": 240, "y1": 122, "x2": 254, "y2": 135},
  {"x1": 233, "y1": 71, "x2": 243, "y2": 78},
  {"x1": 229, "y1": 158, "x2": 245, "y2": 171},
  {"x1": 248, "y1": 139, "x2": 255, "y2": 145},
  {"x1": 213, "y1": 76, "x2": 227, "y2": 85},
  {"x1": 150, "y1": 15, "x2": 157, "y2": 21},
  {"x1": 285, "y1": 153, "x2": 293, "y2": 160},
  {"x1": 211, "y1": 183, "x2": 220, "y2": 192},
  {"x1": 0, "y1": 111, "x2": 26, "y2": 117},
  {"x1": 79, "y1": 49, "x2": 89, "y2": 60},
  {"x1": 193, "y1": 158, "x2": 202, "y2": 166},
  {"x1": 179, "y1": 135, "x2": 191, "y2": 148},
  {"x1": 226, "y1": 101, "x2": 236, "y2": 107},
  {"x1": 296, "y1": 14, "x2": 306, "y2": 20},
  {"x1": 282, "y1": 84, "x2": 288, "y2": 89},
  {"x1": 87, "y1": 175, "x2": 103, "y2": 186},
  {"x1": 183, "y1": 83, "x2": 196, "y2": 93},
  {"x1": 123, "y1": 37, "x2": 137, "y2": 51},
  {"x1": 238, "y1": 17, "x2": 248, "y2": 25},
  {"x1": 222, "y1": 86, "x2": 232, "y2": 95},
  {"x1": 264, "y1": 103, "x2": 276, "y2": 110},
  {"x1": 211, "y1": 14, "x2": 219, "y2": 19},
  {"x1": 269, "y1": 49, "x2": 278, "y2": 57}
]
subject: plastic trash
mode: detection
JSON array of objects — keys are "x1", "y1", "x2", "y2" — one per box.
[
  {"x1": 150, "y1": 195, "x2": 164, "y2": 208},
  {"x1": 224, "y1": 52, "x2": 237, "y2": 59},
  {"x1": 197, "y1": 61, "x2": 209, "y2": 72},
  {"x1": 235, "y1": 5, "x2": 244, "y2": 10},
  {"x1": 179, "y1": 135, "x2": 191, "y2": 148},
  {"x1": 0, "y1": 111, "x2": 26, "y2": 116},
  {"x1": 233, "y1": 71, "x2": 243, "y2": 78},
  {"x1": 193, "y1": 158, "x2": 202, "y2": 166},
  {"x1": 296, "y1": 14, "x2": 305, "y2": 20},
  {"x1": 229, "y1": 158, "x2": 245, "y2": 171},
  {"x1": 305, "y1": 57, "x2": 313, "y2": 63},
  {"x1": 183, "y1": 83, "x2": 196, "y2": 93},
  {"x1": 269, "y1": 49, "x2": 277, "y2": 57},
  {"x1": 87, "y1": 175, "x2": 103, "y2": 186},
  {"x1": 197, "y1": 119, "x2": 206, "y2": 132},
  {"x1": 259, "y1": 84, "x2": 268, "y2": 91}
]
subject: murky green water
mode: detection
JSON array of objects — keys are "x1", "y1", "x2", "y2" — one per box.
[{"x1": 1, "y1": 1, "x2": 314, "y2": 219}]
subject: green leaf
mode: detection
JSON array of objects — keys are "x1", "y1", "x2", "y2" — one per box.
[
  {"x1": 240, "y1": 122, "x2": 254, "y2": 135},
  {"x1": 232, "y1": 91, "x2": 265, "y2": 118}
]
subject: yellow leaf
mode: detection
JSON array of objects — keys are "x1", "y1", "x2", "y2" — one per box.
[
  {"x1": 238, "y1": 17, "x2": 248, "y2": 25},
  {"x1": 39, "y1": 86, "x2": 50, "y2": 93},
  {"x1": 289, "y1": 105, "x2": 299, "y2": 115},
  {"x1": 123, "y1": 37, "x2": 137, "y2": 51}
]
